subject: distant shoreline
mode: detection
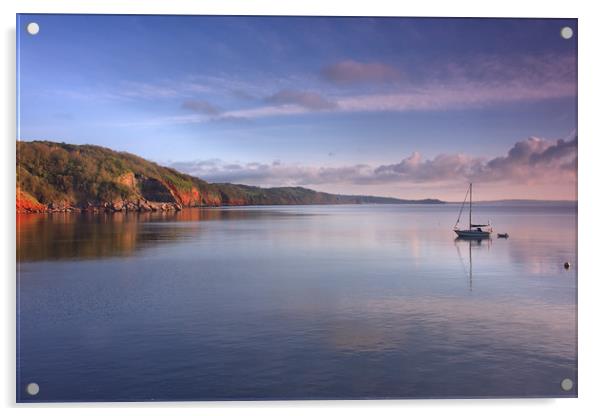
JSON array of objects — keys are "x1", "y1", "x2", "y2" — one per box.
[{"x1": 446, "y1": 199, "x2": 577, "y2": 205}]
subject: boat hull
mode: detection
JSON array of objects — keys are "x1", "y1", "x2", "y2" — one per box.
[{"x1": 454, "y1": 229, "x2": 491, "y2": 239}]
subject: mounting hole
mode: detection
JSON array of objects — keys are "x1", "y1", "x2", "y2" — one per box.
[
  {"x1": 26, "y1": 22, "x2": 40, "y2": 35},
  {"x1": 560, "y1": 378, "x2": 574, "y2": 391},
  {"x1": 560, "y1": 26, "x2": 573, "y2": 40},
  {"x1": 26, "y1": 382, "x2": 40, "y2": 396}
]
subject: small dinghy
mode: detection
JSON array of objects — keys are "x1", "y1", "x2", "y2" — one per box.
[
  {"x1": 453, "y1": 183, "x2": 492, "y2": 239},
  {"x1": 497, "y1": 233, "x2": 509, "y2": 238}
]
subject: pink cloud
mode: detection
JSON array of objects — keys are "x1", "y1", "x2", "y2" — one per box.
[
  {"x1": 217, "y1": 76, "x2": 574, "y2": 120},
  {"x1": 321, "y1": 60, "x2": 401, "y2": 84},
  {"x1": 116, "y1": 53, "x2": 576, "y2": 123},
  {"x1": 336, "y1": 79, "x2": 575, "y2": 113},
  {"x1": 181, "y1": 99, "x2": 222, "y2": 116},
  {"x1": 264, "y1": 89, "x2": 337, "y2": 110},
  {"x1": 478, "y1": 136, "x2": 577, "y2": 182},
  {"x1": 171, "y1": 135, "x2": 577, "y2": 190}
]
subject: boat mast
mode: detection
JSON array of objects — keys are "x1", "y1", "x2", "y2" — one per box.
[{"x1": 469, "y1": 183, "x2": 472, "y2": 230}]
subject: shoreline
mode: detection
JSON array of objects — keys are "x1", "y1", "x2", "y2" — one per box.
[{"x1": 16, "y1": 201, "x2": 449, "y2": 215}]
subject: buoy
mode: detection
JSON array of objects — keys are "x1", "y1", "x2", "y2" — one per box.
[{"x1": 564, "y1": 262, "x2": 571, "y2": 269}]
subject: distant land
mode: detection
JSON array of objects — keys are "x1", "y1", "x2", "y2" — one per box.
[
  {"x1": 16, "y1": 141, "x2": 444, "y2": 213},
  {"x1": 450, "y1": 199, "x2": 577, "y2": 205}
]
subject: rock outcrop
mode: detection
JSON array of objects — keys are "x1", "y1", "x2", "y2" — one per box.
[{"x1": 16, "y1": 188, "x2": 47, "y2": 213}]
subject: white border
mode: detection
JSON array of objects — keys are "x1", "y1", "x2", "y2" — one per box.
[{"x1": 3, "y1": 1, "x2": 601, "y2": 415}]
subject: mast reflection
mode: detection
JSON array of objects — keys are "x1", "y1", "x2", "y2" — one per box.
[{"x1": 454, "y1": 237, "x2": 491, "y2": 291}]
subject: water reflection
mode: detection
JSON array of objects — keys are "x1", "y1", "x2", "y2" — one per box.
[
  {"x1": 18, "y1": 212, "x2": 186, "y2": 261},
  {"x1": 16, "y1": 204, "x2": 577, "y2": 401},
  {"x1": 17, "y1": 209, "x2": 311, "y2": 261},
  {"x1": 454, "y1": 237, "x2": 491, "y2": 291}
]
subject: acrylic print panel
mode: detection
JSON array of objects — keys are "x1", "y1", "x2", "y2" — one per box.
[{"x1": 16, "y1": 14, "x2": 577, "y2": 402}]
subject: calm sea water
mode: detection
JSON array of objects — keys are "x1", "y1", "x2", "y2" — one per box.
[{"x1": 16, "y1": 203, "x2": 577, "y2": 401}]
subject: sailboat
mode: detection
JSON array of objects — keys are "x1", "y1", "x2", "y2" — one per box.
[{"x1": 453, "y1": 183, "x2": 492, "y2": 239}]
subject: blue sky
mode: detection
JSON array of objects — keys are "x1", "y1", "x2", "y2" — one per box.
[{"x1": 17, "y1": 15, "x2": 577, "y2": 200}]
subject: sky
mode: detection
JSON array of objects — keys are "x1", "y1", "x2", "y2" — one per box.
[{"x1": 17, "y1": 15, "x2": 577, "y2": 201}]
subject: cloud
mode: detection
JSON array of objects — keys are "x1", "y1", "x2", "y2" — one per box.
[
  {"x1": 171, "y1": 137, "x2": 577, "y2": 192},
  {"x1": 477, "y1": 136, "x2": 577, "y2": 182},
  {"x1": 373, "y1": 136, "x2": 577, "y2": 184},
  {"x1": 321, "y1": 60, "x2": 401, "y2": 84},
  {"x1": 118, "y1": 81, "x2": 181, "y2": 99},
  {"x1": 230, "y1": 89, "x2": 258, "y2": 100},
  {"x1": 181, "y1": 99, "x2": 222, "y2": 116},
  {"x1": 373, "y1": 137, "x2": 577, "y2": 183},
  {"x1": 170, "y1": 135, "x2": 577, "y2": 189},
  {"x1": 179, "y1": 100, "x2": 252, "y2": 124},
  {"x1": 431, "y1": 53, "x2": 576, "y2": 87},
  {"x1": 213, "y1": 79, "x2": 574, "y2": 120},
  {"x1": 218, "y1": 80, "x2": 575, "y2": 120},
  {"x1": 335, "y1": 79, "x2": 575, "y2": 113},
  {"x1": 264, "y1": 89, "x2": 337, "y2": 110},
  {"x1": 223, "y1": 105, "x2": 311, "y2": 119},
  {"x1": 75, "y1": 52, "x2": 575, "y2": 128},
  {"x1": 373, "y1": 152, "x2": 485, "y2": 183},
  {"x1": 208, "y1": 115, "x2": 252, "y2": 125},
  {"x1": 211, "y1": 53, "x2": 576, "y2": 120},
  {"x1": 170, "y1": 159, "x2": 375, "y2": 187},
  {"x1": 53, "y1": 52, "x2": 575, "y2": 126}
]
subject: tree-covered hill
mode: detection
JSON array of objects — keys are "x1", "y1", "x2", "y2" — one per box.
[{"x1": 16, "y1": 141, "x2": 443, "y2": 213}]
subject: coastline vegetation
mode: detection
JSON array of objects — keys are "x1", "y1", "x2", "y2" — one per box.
[{"x1": 16, "y1": 141, "x2": 443, "y2": 213}]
